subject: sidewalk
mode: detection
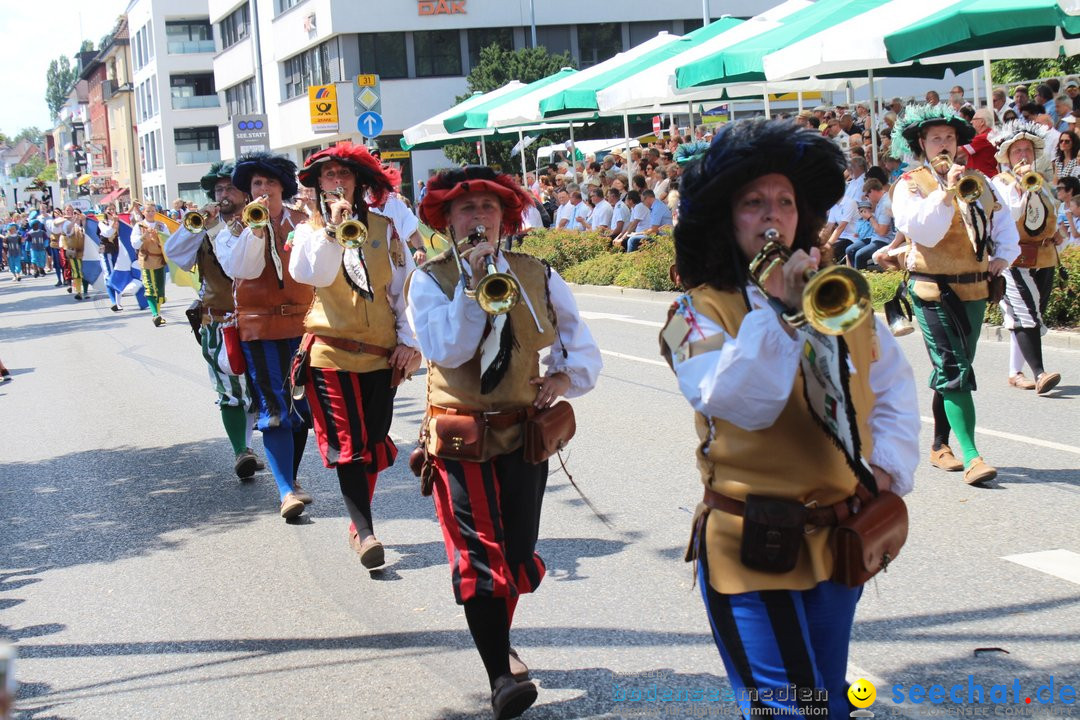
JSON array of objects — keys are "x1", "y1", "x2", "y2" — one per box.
[{"x1": 569, "y1": 283, "x2": 1080, "y2": 350}]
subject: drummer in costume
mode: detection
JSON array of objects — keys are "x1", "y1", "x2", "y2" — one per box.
[
  {"x1": 662, "y1": 118, "x2": 920, "y2": 720},
  {"x1": 891, "y1": 104, "x2": 1019, "y2": 486},
  {"x1": 164, "y1": 161, "x2": 264, "y2": 480},
  {"x1": 288, "y1": 143, "x2": 422, "y2": 568},
  {"x1": 987, "y1": 120, "x2": 1063, "y2": 396},
  {"x1": 216, "y1": 152, "x2": 315, "y2": 520},
  {"x1": 407, "y1": 166, "x2": 601, "y2": 720},
  {"x1": 131, "y1": 203, "x2": 170, "y2": 326}
]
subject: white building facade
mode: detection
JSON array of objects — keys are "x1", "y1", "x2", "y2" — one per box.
[
  {"x1": 207, "y1": 0, "x2": 779, "y2": 201},
  {"x1": 127, "y1": 0, "x2": 228, "y2": 207}
]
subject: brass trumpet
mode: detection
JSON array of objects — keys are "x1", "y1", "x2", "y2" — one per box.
[
  {"x1": 930, "y1": 152, "x2": 953, "y2": 174},
  {"x1": 955, "y1": 173, "x2": 987, "y2": 204},
  {"x1": 1020, "y1": 170, "x2": 1043, "y2": 194},
  {"x1": 242, "y1": 200, "x2": 269, "y2": 228},
  {"x1": 451, "y1": 225, "x2": 521, "y2": 316},
  {"x1": 321, "y1": 187, "x2": 367, "y2": 249},
  {"x1": 183, "y1": 202, "x2": 221, "y2": 232},
  {"x1": 748, "y1": 229, "x2": 872, "y2": 336}
]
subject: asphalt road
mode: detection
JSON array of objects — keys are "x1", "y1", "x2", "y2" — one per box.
[{"x1": 1, "y1": 273, "x2": 1078, "y2": 720}]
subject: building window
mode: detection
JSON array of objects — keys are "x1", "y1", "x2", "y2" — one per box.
[
  {"x1": 283, "y1": 41, "x2": 332, "y2": 99},
  {"x1": 171, "y1": 73, "x2": 219, "y2": 109},
  {"x1": 174, "y1": 127, "x2": 221, "y2": 164},
  {"x1": 683, "y1": 18, "x2": 705, "y2": 33},
  {"x1": 358, "y1": 33, "x2": 407, "y2": 79},
  {"x1": 151, "y1": 74, "x2": 158, "y2": 116},
  {"x1": 530, "y1": 25, "x2": 572, "y2": 58},
  {"x1": 219, "y1": 4, "x2": 250, "y2": 50},
  {"x1": 467, "y1": 27, "x2": 513, "y2": 71},
  {"x1": 629, "y1": 21, "x2": 673, "y2": 47},
  {"x1": 276, "y1": 0, "x2": 304, "y2": 15},
  {"x1": 577, "y1": 23, "x2": 622, "y2": 68},
  {"x1": 134, "y1": 28, "x2": 143, "y2": 69},
  {"x1": 224, "y1": 78, "x2": 258, "y2": 116},
  {"x1": 301, "y1": 144, "x2": 323, "y2": 161},
  {"x1": 177, "y1": 181, "x2": 204, "y2": 205},
  {"x1": 166, "y1": 20, "x2": 214, "y2": 53},
  {"x1": 414, "y1": 30, "x2": 462, "y2": 78}
]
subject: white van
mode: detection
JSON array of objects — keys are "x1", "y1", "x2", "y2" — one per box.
[{"x1": 535, "y1": 138, "x2": 640, "y2": 168}]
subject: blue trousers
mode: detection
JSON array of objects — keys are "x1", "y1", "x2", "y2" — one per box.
[
  {"x1": 699, "y1": 557, "x2": 861, "y2": 719},
  {"x1": 845, "y1": 238, "x2": 888, "y2": 269}
]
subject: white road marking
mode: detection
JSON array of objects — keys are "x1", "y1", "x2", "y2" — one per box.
[
  {"x1": 600, "y1": 349, "x2": 669, "y2": 367},
  {"x1": 580, "y1": 310, "x2": 664, "y2": 328},
  {"x1": 919, "y1": 416, "x2": 1080, "y2": 456},
  {"x1": 1002, "y1": 549, "x2": 1080, "y2": 586},
  {"x1": 575, "y1": 292, "x2": 672, "y2": 305}
]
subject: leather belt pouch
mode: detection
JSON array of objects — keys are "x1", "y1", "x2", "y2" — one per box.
[
  {"x1": 184, "y1": 301, "x2": 204, "y2": 344},
  {"x1": 831, "y1": 490, "x2": 908, "y2": 587},
  {"x1": 522, "y1": 401, "x2": 576, "y2": 464},
  {"x1": 1012, "y1": 244, "x2": 1039, "y2": 268},
  {"x1": 221, "y1": 322, "x2": 247, "y2": 375},
  {"x1": 988, "y1": 274, "x2": 1006, "y2": 304},
  {"x1": 433, "y1": 414, "x2": 486, "y2": 462},
  {"x1": 740, "y1": 495, "x2": 806, "y2": 574},
  {"x1": 409, "y1": 446, "x2": 437, "y2": 496}
]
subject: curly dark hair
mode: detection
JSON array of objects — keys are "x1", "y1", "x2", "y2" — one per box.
[
  {"x1": 1057, "y1": 130, "x2": 1080, "y2": 163},
  {"x1": 674, "y1": 118, "x2": 846, "y2": 291}
]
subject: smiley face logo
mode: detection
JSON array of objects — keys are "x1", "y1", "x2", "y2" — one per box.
[{"x1": 848, "y1": 678, "x2": 877, "y2": 708}]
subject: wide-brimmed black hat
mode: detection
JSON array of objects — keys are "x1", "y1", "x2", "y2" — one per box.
[
  {"x1": 200, "y1": 161, "x2": 236, "y2": 200},
  {"x1": 231, "y1": 152, "x2": 298, "y2": 200},
  {"x1": 679, "y1": 117, "x2": 847, "y2": 224},
  {"x1": 892, "y1": 104, "x2": 975, "y2": 159}
]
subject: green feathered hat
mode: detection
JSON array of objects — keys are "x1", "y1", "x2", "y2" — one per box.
[
  {"x1": 200, "y1": 160, "x2": 236, "y2": 200},
  {"x1": 891, "y1": 104, "x2": 974, "y2": 159}
]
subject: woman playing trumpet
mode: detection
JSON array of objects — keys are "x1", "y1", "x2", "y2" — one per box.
[{"x1": 287, "y1": 142, "x2": 421, "y2": 567}]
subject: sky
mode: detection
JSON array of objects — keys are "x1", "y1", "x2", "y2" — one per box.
[{"x1": 0, "y1": 0, "x2": 129, "y2": 138}]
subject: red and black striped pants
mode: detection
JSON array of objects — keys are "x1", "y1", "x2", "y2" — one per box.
[
  {"x1": 305, "y1": 366, "x2": 398, "y2": 474},
  {"x1": 432, "y1": 447, "x2": 548, "y2": 605}
]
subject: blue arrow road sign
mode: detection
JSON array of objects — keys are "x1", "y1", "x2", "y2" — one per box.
[{"x1": 358, "y1": 111, "x2": 384, "y2": 138}]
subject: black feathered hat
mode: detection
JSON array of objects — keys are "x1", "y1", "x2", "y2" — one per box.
[
  {"x1": 200, "y1": 160, "x2": 236, "y2": 200},
  {"x1": 678, "y1": 118, "x2": 847, "y2": 225},
  {"x1": 231, "y1": 152, "x2": 299, "y2": 200}
]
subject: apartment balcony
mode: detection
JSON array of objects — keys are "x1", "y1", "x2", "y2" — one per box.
[
  {"x1": 172, "y1": 95, "x2": 221, "y2": 110},
  {"x1": 168, "y1": 39, "x2": 216, "y2": 54},
  {"x1": 176, "y1": 149, "x2": 221, "y2": 164}
]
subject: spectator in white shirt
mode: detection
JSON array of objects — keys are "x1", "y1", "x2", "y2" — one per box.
[
  {"x1": 608, "y1": 188, "x2": 629, "y2": 240},
  {"x1": 570, "y1": 191, "x2": 591, "y2": 231},
  {"x1": 614, "y1": 190, "x2": 648, "y2": 250},
  {"x1": 554, "y1": 189, "x2": 573, "y2": 229},
  {"x1": 588, "y1": 189, "x2": 613, "y2": 232}
]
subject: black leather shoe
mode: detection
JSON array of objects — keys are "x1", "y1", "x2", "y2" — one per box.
[
  {"x1": 491, "y1": 674, "x2": 537, "y2": 720},
  {"x1": 508, "y1": 646, "x2": 529, "y2": 681}
]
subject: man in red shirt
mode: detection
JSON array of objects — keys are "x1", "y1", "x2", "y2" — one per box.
[{"x1": 960, "y1": 108, "x2": 999, "y2": 177}]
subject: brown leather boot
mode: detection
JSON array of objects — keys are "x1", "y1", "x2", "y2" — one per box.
[{"x1": 491, "y1": 673, "x2": 537, "y2": 720}]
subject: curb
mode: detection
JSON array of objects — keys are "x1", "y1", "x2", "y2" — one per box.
[{"x1": 568, "y1": 283, "x2": 1080, "y2": 350}]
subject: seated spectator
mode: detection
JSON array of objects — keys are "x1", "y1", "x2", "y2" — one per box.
[
  {"x1": 608, "y1": 188, "x2": 629, "y2": 240},
  {"x1": 569, "y1": 190, "x2": 590, "y2": 231},
  {"x1": 626, "y1": 189, "x2": 673, "y2": 252},
  {"x1": 613, "y1": 190, "x2": 647, "y2": 250},
  {"x1": 588, "y1": 188, "x2": 613, "y2": 232},
  {"x1": 1053, "y1": 130, "x2": 1080, "y2": 180},
  {"x1": 961, "y1": 108, "x2": 999, "y2": 177},
  {"x1": 846, "y1": 178, "x2": 894, "y2": 269}
]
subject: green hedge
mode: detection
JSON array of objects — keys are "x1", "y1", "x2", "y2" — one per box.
[{"x1": 518, "y1": 229, "x2": 1080, "y2": 329}]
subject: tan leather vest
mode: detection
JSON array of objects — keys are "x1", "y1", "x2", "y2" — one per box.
[
  {"x1": 234, "y1": 210, "x2": 315, "y2": 341},
  {"x1": 61, "y1": 225, "x2": 85, "y2": 257},
  {"x1": 996, "y1": 171, "x2": 1058, "y2": 269},
  {"x1": 905, "y1": 166, "x2": 990, "y2": 302},
  {"x1": 138, "y1": 226, "x2": 166, "y2": 270},
  {"x1": 676, "y1": 285, "x2": 877, "y2": 594},
  {"x1": 420, "y1": 250, "x2": 556, "y2": 460},
  {"x1": 197, "y1": 233, "x2": 235, "y2": 324},
  {"x1": 303, "y1": 214, "x2": 403, "y2": 373}
]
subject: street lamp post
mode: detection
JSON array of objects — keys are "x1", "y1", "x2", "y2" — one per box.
[
  {"x1": 702, "y1": 0, "x2": 709, "y2": 24},
  {"x1": 530, "y1": 0, "x2": 537, "y2": 48}
]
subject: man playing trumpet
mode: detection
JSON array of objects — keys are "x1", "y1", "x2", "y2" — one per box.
[
  {"x1": 164, "y1": 161, "x2": 264, "y2": 481},
  {"x1": 988, "y1": 120, "x2": 1063, "y2": 396},
  {"x1": 216, "y1": 153, "x2": 315, "y2": 520},
  {"x1": 891, "y1": 105, "x2": 1019, "y2": 486},
  {"x1": 288, "y1": 143, "x2": 421, "y2": 568}
]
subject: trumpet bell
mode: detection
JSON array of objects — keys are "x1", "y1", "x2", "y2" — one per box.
[
  {"x1": 242, "y1": 202, "x2": 269, "y2": 228},
  {"x1": 803, "y1": 266, "x2": 873, "y2": 336},
  {"x1": 956, "y1": 174, "x2": 985, "y2": 204},
  {"x1": 183, "y1": 212, "x2": 205, "y2": 232},
  {"x1": 336, "y1": 219, "x2": 368, "y2": 249},
  {"x1": 475, "y1": 270, "x2": 520, "y2": 316},
  {"x1": 1020, "y1": 171, "x2": 1043, "y2": 194}
]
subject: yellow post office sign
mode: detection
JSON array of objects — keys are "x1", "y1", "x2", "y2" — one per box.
[{"x1": 309, "y1": 84, "x2": 339, "y2": 133}]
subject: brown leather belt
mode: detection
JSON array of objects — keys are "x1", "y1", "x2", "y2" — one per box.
[
  {"x1": 312, "y1": 334, "x2": 392, "y2": 358},
  {"x1": 240, "y1": 303, "x2": 309, "y2": 316},
  {"x1": 428, "y1": 404, "x2": 535, "y2": 431},
  {"x1": 702, "y1": 487, "x2": 871, "y2": 527},
  {"x1": 909, "y1": 271, "x2": 989, "y2": 284}
]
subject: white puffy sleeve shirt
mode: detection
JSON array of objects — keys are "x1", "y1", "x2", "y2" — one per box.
[
  {"x1": 288, "y1": 220, "x2": 419, "y2": 348},
  {"x1": 214, "y1": 208, "x2": 300, "y2": 280},
  {"x1": 893, "y1": 167, "x2": 1021, "y2": 266},
  {"x1": 670, "y1": 286, "x2": 920, "y2": 496},
  {"x1": 406, "y1": 256, "x2": 602, "y2": 398}
]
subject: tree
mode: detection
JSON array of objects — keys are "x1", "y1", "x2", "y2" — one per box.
[
  {"x1": 442, "y1": 45, "x2": 577, "y2": 173},
  {"x1": 992, "y1": 57, "x2": 1080, "y2": 87},
  {"x1": 12, "y1": 155, "x2": 46, "y2": 179},
  {"x1": 37, "y1": 163, "x2": 58, "y2": 183},
  {"x1": 80, "y1": 39, "x2": 94, "y2": 53},
  {"x1": 45, "y1": 55, "x2": 79, "y2": 119},
  {"x1": 15, "y1": 127, "x2": 44, "y2": 146}
]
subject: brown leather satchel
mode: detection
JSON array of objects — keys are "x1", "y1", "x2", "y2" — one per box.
[
  {"x1": 432, "y1": 413, "x2": 486, "y2": 462},
  {"x1": 831, "y1": 490, "x2": 909, "y2": 587},
  {"x1": 409, "y1": 445, "x2": 437, "y2": 496},
  {"x1": 1012, "y1": 243, "x2": 1040, "y2": 269},
  {"x1": 522, "y1": 401, "x2": 576, "y2": 464},
  {"x1": 987, "y1": 274, "x2": 1006, "y2": 304}
]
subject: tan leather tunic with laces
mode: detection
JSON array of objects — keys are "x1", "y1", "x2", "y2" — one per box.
[
  {"x1": 233, "y1": 210, "x2": 315, "y2": 341},
  {"x1": 995, "y1": 171, "x2": 1058, "y2": 269}
]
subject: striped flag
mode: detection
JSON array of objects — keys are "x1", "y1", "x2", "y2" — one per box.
[{"x1": 108, "y1": 215, "x2": 149, "y2": 310}]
